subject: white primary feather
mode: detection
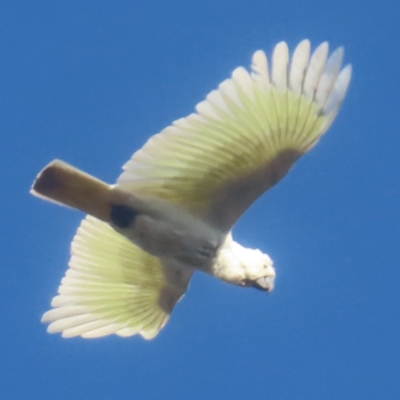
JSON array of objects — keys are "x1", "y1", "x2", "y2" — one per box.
[
  {"x1": 272, "y1": 41, "x2": 289, "y2": 92},
  {"x1": 289, "y1": 39, "x2": 311, "y2": 96},
  {"x1": 323, "y1": 64, "x2": 352, "y2": 115},
  {"x1": 251, "y1": 50, "x2": 271, "y2": 91},
  {"x1": 303, "y1": 42, "x2": 329, "y2": 101},
  {"x1": 315, "y1": 46, "x2": 344, "y2": 109}
]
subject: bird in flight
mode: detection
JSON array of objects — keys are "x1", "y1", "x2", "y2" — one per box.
[{"x1": 31, "y1": 39, "x2": 351, "y2": 339}]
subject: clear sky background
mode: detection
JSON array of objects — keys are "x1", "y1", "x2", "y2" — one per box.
[{"x1": 1, "y1": 1, "x2": 399, "y2": 399}]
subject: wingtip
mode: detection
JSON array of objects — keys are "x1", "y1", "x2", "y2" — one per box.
[{"x1": 323, "y1": 63, "x2": 352, "y2": 115}]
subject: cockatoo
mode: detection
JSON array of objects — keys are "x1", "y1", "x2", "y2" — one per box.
[{"x1": 31, "y1": 40, "x2": 351, "y2": 339}]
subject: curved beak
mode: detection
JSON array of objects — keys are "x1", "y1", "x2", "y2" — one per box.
[{"x1": 252, "y1": 276, "x2": 275, "y2": 292}]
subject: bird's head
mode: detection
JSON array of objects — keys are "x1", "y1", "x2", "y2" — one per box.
[{"x1": 214, "y1": 235, "x2": 276, "y2": 292}]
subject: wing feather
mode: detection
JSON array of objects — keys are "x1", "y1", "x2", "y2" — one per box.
[
  {"x1": 303, "y1": 42, "x2": 329, "y2": 101},
  {"x1": 117, "y1": 40, "x2": 351, "y2": 231},
  {"x1": 251, "y1": 50, "x2": 271, "y2": 91},
  {"x1": 289, "y1": 39, "x2": 311, "y2": 96},
  {"x1": 272, "y1": 41, "x2": 289, "y2": 91}
]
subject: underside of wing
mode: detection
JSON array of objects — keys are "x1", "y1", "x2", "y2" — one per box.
[
  {"x1": 117, "y1": 40, "x2": 351, "y2": 231},
  {"x1": 42, "y1": 216, "x2": 192, "y2": 339}
]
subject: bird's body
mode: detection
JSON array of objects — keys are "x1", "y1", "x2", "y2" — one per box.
[{"x1": 32, "y1": 40, "x2": 351, "y2": 339}]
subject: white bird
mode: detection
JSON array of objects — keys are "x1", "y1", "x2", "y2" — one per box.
[{"x1": 31, "y1": 40, "x2": 351, "y2": 339}]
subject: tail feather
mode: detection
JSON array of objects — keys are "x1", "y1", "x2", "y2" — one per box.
[{"x1": 31, "y1": 160, "x2": 114, "y2": 223}]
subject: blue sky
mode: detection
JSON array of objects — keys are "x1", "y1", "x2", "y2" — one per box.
[{"x1": 1, "y1": 1, "x2": 399, "y2": 399}]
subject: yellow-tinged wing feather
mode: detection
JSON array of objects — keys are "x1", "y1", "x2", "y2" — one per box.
[
  {"x1": 42, "y1": 216, "x2": 191, "y2": 339},
  {"x1": 117, "y1": 40, "x2": 351, "y2": 231}
]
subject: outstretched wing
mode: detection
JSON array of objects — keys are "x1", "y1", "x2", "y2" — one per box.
[
  {"x1": 42, "y1": 216, "x2": 192, "y2": 339},
  {"x1": 117, "y1": 40, "x2": 351, "y2": 231}
]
